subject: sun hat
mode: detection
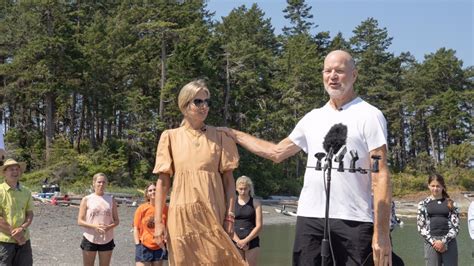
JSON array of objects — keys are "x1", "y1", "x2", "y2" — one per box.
[{"x1": 0, "y1": 159, "x2": 27, "y2": 175}]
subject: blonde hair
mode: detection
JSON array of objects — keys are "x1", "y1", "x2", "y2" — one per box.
[
  {"x1": 178, "y1": 79, "x2": 210, "y2": 115},
  {"x1": 144, "y1": 182, "x2": 155, "y2": 202},
  {"x1": 92, "y1": 173, "x2": 107, "y2": 184},
  {"x1": 236, "y1": 175, "x2": 255, "y2": 197}
]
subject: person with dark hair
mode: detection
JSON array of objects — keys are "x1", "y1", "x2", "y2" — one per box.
[
  {"x1": 134, "y1": 183, "x2": 168, "y2": 266},
  {"x1": 417, "y1": 174, "x2": 459, "y2": 266},
  {"x1": 78, "y1": 173, "x2": 119, "y2": 266},
  {"x1": 152, "y1": 80, "x2": 245, "y2": 265},
  {"x1": 233, "y1": 176, "x2": 262, "y2": 266},
  {"x1": 0, "y1": 159, "x2": 34, "y2": 266}
]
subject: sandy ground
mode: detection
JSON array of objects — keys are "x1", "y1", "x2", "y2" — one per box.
[{"x1": 29, "y1": 192, "x2": 472, "y2": 265}]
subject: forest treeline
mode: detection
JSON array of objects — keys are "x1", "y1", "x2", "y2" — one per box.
[{"x1": 0, "y1": 1, "x2": 472, "y2": 196}]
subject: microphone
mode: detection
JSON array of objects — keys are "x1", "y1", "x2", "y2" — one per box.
[
  {"x1": 322, "y1": 123, "x2": 348, "y2": 169},
  {"x1": 334, "y1": 145, "x2": 347, "y2": 172},
  {"x1": 314, "y1": 152, "x2": 326, "y2": 171},
  {"x1": 349, "y1": 150, "x2": 359, "y2": 173}
]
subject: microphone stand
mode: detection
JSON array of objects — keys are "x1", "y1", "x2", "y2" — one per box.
[
  {"x1": 320, "y1": 147, "x2": 336, "y2": 266},
  {"x1": 321, "y1": 151, "x2": 332, "y2": 266},
  {"x1": 310, "y1": 150, "x2": 378, "y2": 266}
]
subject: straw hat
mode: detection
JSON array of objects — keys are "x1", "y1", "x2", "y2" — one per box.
[{"x1": 0, "y1": 159, "x2": 26, "y2": 175}]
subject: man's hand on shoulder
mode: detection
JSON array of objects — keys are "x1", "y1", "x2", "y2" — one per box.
[{"x1": 216, "y1": 127, "x2": 237, "y2": 142}]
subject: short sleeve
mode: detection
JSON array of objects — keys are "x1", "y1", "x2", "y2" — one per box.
[
  {"x1": 289, "y1": 115, "x2": 309, "y2": 153},
  {"x1": 365, "y1": 109, "x2": 388, "y2": 152},
  {"x1": 26, "y1": 190, "x2": 33, "y2": 212},
  {"x1": 219, "y1": 133, "x2": 239, "y2": 173},
  {"x1": 133, "y1": 205, "x2": 143, "y2": 227},
  {"x1": 152, "y1": 130, "x2": 174, "y2": 175}
]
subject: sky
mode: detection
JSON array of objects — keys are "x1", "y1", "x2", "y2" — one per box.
[{"x1": 207, "y1": 0, "x2": 473, "y2": 67}]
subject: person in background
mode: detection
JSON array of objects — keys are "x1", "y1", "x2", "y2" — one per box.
[
  {"x1": 468, "y1": 201, "x2": 474, "y2": 260},
  {"x1": 134, "y1": 183, "x2": 168, "y2": 266},
  {"x1": 78, "y1": 173, "x2": 119, "y2": 266},
  {"x1": 0, "y1": 126, "x2": 6, "y2": 164},
  {"x1": 152, "y1": 79, "x2": 245, "y2": 265},
  {"x1": 0, "y1": 159, "x2": 34, "y2": 266},
  {"x1": 417, "y1": 173, "x2": 459, "y2": 266},
  {"x1": 233, "y1": 176, "x2": 262, "y2": 266},
  {"x1": 220, "y1": 50, "x2": 391, "y2": 265},
  {"x1": 389, "y1": 201, "x2": 404, "y2": 266}
]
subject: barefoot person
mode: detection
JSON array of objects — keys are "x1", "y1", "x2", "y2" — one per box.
[
  {"x1": 0, "y1": 159, "x2": 34, "y2": 266},
  {"x1": 153, "y1": 79, "x2": 246, "y2": 265},
  {"x1": 134, "y1": 183, "x2": 168, "y2": 266},
  {"x1": 78, "y1": 173, "x2": 119, "y2": 266},
  {"x1": 233, "y1": 176, "x2": 262, "y2": 266}
]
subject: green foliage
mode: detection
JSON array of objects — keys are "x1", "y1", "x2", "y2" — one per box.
[
  {"x1": 0, "y1": 3, "x2": 472, "y2": 196},
  {"x1": 444, "y1": 142, "x2": 473, "y2": 168}
]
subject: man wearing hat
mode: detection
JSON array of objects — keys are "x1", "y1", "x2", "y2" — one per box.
[{"x1": 0, "y1": 159, "x2": 34, "y2": 266}]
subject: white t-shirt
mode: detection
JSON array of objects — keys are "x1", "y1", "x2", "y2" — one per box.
[{"x1": 289, "y1": 97, "x2": 387, "y2": 222}]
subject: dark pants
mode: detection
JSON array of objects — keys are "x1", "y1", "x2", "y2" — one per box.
[
  {"x1": 0, "y1": 240, "x2": 33, "y2": 266},
  {"x1": 293, "y1": 217, "x2": 373, "y2": 266}
]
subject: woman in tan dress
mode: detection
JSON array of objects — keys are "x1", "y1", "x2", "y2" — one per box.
[{"x1": 152, "y1": 79, "x2": 246, "y2": 265}]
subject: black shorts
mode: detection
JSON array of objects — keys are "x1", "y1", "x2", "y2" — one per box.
[
  {"x1": 293, "y1": 217, "x2": 374, "y2": 266},
  {"x1": 80, "y1": 236, "x2": 115, "y2": 252}
]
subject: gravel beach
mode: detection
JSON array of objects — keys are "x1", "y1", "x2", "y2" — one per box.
[
  {"x1": 29, "y1": 201, "x2": 296, "y2": 266},
  {"x1": 29, "y1": 191, "x2": 472, "y2": 265}
]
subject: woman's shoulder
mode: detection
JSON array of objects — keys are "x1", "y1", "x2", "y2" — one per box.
[
  {"x1": 252, "y1": 197, "x2": 262, "y2": 207},
  {"x1": 418, "y1": 197, "x2": 431, "y2": 206}
]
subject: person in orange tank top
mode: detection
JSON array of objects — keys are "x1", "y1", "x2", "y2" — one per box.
[{"x1": 134, "y1": 183, "x2": 168, "y2": 266}]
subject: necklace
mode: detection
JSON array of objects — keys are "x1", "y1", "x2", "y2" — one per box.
[{"x1": 185, "y1": 125, "x2": 207, "y2": 147}]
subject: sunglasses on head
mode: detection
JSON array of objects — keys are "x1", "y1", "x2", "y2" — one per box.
[{"x1": 192, "y1": 98, "x2": 211, "y2": 108}]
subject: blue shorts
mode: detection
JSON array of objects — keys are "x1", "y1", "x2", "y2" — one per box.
[{"x1": 135, "y1": 243, "x2": 168, "y2": 262}]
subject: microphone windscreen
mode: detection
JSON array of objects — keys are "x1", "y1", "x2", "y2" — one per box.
[{"x1": 323, "y1": 123, "x2": 348, "y2": 153}]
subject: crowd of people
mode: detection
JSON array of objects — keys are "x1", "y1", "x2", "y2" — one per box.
[{"x1": 0, "y1": 50, "x2": 472, "y2": 266}]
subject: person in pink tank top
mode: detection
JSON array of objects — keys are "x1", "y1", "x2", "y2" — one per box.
[{"x1": 78, "y1": 173, "x2": 119, "y2": 266}]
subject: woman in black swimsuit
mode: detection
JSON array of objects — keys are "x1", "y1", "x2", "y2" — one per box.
[{"x1": 233, "y1": 176, "x2": 262, "y2": 266}]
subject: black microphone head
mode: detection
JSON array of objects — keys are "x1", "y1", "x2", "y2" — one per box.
[{"x1": 323, "y1": 123, "x2": 348, "y2": 153}]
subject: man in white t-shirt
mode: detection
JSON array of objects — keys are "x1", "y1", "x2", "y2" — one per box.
[{"x1": 221, "y1": 50, "x2": 392, "y2": 265}]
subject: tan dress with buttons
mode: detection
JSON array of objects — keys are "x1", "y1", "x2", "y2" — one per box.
[{"x1": 153, "y1": 125, "x2": 247, "y2": 266}]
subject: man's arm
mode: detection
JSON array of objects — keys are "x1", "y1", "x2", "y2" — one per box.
[
  {"x1": 370, "y1": 144, "x2": 392, "y2": 266},
  {"x1": 229, "y1": 129, "x2": 301, "y2": 163},
  {"x1": 0, "y1": 216, "x2": 12, "y2": 235}
]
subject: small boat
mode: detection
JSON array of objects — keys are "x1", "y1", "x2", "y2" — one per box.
[{"x1": 274, "y1": 206, "x2": 297, "y2": 217}]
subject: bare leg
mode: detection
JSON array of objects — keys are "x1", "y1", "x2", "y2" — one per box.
[
  {"x1": 98, "y1": 250, "x2": 113, "y2": 266},
  {"x1": 245, "y1": 247, "x2": 260, "y2": 266},
  {"x1": 82, "y1": 251, "x2": 97, "y2": 266},
  {"x1": 152, "y1": 261, "x2": 163, "y2": 266}
]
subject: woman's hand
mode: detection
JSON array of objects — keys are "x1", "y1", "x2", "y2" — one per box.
[
  {"x1": 154, "y1": 222, "x2": 167, "y2": 248},
  {"x1": 95, "y1": 224, "x2": 107, "y2": 234},
  {"x1": 432, "y1": 240, "x2": 446, "y2": 253},
  {"x1": 236, "y1": 239, "x2": 249, "y2": 250}
]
